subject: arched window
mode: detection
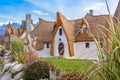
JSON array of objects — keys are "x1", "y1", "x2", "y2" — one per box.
[
  {"x1": 59, "y1": 28, "x2": 62, "y2": 35},
  {"x1": 58, "y1": 42, "x2": 64, "y2": 56},
  {"x1": 83, "y1": 24, "x2": 88, "y2": 33}
]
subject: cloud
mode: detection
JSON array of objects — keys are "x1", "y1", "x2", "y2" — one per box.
[
  {"x1": 85, "y1": 2, "x2": 106, "y2": 11},
  {"x1": 0, "y1": 20, "x2": 21, "y2": 26},
  {"x1": 0, "y1": 0, "x2": 119, "y2": 22},
  {"x1": 32, "y1": 10, "x2": 49, "y2": 16}
]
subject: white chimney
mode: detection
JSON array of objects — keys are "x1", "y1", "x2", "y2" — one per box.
[{"x1": 26, "y1": 14, "x2": 31, "y2": 36}]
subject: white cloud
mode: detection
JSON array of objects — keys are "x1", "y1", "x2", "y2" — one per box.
[
  {"x1": 0, "y1": 20, "x2": 21, "y2": 26},
  {"x1": 0, "y1": 20, "x2": 11, "y2": 26},
  {"x1": 12, "y1": 0, "x2": 120, "y2": 21},
  {"x1": 32, "y1": 10, "x2": 49, "y2": 16},
  {"x1": 85, "y1": 2, "x2": 106, "y2": 11},
  {"x1": 0, "y1": 22, "x2": 5, "y2": 26}
]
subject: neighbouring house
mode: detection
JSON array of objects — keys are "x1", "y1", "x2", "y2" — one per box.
[
  {"x1": 5, "y1": 1, "x2": 120, "y2": 60},
  {"x1": 5, "y1": 14, "x2": 34, "y2": 49}
]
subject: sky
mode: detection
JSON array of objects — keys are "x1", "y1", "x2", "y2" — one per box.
[{"x1": 0, "y1": 0, "x2": 119, "y2": 25}]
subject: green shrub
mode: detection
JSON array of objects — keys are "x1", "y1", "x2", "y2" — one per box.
[
  {"x1": 11, "y1": 36, "x2": 24, "y2": 54},
  {"x1": 14, "y1": 51, "x2": 25, "y2": 64},
  {"x1": 57, "y1": 72, "x2": 88, "y2": 80},
  {"x1": 10, "y1": 36, "x2": 25, "y2": 64},
  {"x1": 23, "y1": 60, "x2": 60, "y2": 80}
]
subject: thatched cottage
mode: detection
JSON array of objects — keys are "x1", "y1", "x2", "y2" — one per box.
[{"x1": 5, "y1": 1, "x2": 120, "y2": 60}]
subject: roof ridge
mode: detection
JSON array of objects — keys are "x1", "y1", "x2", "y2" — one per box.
[{"x1": 39, "y1": 18, "x2": 54, "y2": 23}]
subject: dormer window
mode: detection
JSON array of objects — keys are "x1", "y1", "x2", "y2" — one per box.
[
  {"x1": 83, "y1": 24, "x2": 88, "y2": 33},
  {"x1": 59, "y1": 28, "x2": 62, "y2": 36}
]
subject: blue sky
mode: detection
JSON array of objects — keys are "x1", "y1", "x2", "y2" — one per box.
[{"x1": 0, "y1": 0, "x2": 119, "y2": 25}]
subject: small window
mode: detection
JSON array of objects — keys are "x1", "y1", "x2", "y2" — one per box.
[
  {"x1": 86, "y1": 43, "x2": 89, "y2": 48},
  {"x1": 59, "y1": 38, "x2": 61, "y2": 41},
  {"x1": 83, "y1": 27, "x2": 88, "y2": 33},
  {"x1": 83, "y1": 25, "x2": 88, "y2": 33},
  {"x1": 46, "y1": 43, "x2": 49, "y2": 48},
  {"x1": 59, "y1": 28, "x2": 62, "y2": 35}
]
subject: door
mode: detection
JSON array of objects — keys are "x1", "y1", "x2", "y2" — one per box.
[{"x1": 58, "y1": 42, "x2": 64, "y2": 56}]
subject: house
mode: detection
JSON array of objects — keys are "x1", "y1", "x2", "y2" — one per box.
[
  {"x1": 5, "y1": 1, "x2": 120, "y2": 60},
  {"x1": 5, "y1": 14, "x2": 34, "y2": 49},
  {"x1": 29, "y1": 12, "x2": 109, "y2": 60}
]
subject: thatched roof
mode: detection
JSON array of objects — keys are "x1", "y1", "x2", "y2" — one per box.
[
  {"x1": 30, "y1": 18, "x2": 54, "y2": 50},
  {"x1": 5, "y1": 22, "x2": 19, "y2": 37},
  {"x1": 85, "y1": 14, "x2": 109, "y2": 38},
  {"x1": 5, "y1": 20, "x2": 34, "y2": 38},
  {"x1": 30, "y1": 18, "x2": 54, "y2": 42}
]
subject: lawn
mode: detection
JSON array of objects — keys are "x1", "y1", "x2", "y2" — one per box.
[{"x1": 42, "y1": 58, "x2": 93, "y2": 74}]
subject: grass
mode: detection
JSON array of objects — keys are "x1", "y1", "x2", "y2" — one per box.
[
  {"x1": 10, "y1": 36, "x2": 25, "y2": 64},
  {"x1": 85, "y1": 1, "x2": 120, "y2": 79},
  {"x1": 42, "y1": 58, "x2": 93, "y2": 74}
]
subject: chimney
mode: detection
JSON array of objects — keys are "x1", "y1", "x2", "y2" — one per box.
[
  {"x1": 26, "y1": 14, "x2": 31, "y2": 36},
  {"x1": 89, "y1": 10, "x2": 93, "y2": 15}
]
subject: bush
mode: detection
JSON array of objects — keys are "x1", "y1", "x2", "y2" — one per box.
[
  {"x1": 23, "y1": 60, "x2": 60, "y2": 80},
  {"x1": 57, "y1": 72, "x2": 88, "y2": 80}
]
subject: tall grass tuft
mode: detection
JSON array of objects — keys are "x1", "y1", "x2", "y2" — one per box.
[
  {"x1": 87, "y1": 27, "x2": 120, "y2": 80},
  {"x1": 86, "y1": 0, "x2": 120, "y2": 80},
  {"x1": 10, "y1": 36, "x2": 25, "y2": 64},
  {"x1": 11, "y1": 36, "x2": 24, "y2": 53}
]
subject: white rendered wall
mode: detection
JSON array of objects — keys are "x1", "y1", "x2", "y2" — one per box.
[
  {"x1": 30, "y1": 24, "x2": 34, "y2": 31},
  {"x1": 54, "y1": 26, "x2": 71, "y2": 58},
  {"x1": 74, "y1": 42, "x2": 99, "y2": 60},
  {"x1": 36, "y1": 43, "x2": 51, "y2": 58}
]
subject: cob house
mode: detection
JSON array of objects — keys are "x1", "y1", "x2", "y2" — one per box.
[
  {"x1": 5, "y1": 14, "x2": 34, "y2": 49},
  {"x1": 5, "y1": 1, "x2": 120, "y2": 60}
]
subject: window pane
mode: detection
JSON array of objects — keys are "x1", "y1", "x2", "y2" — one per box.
[
  {"x1": 46, "y1": 43, "x2": 49, "y2": 48},
  {"x1": 59, "y1": 28, "x2": 62, "y2": 35},
  {"x1": 86, "y1": 43, "x2": 89, "y2": 48}
]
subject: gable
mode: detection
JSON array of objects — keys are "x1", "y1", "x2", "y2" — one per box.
[{"x1": 50, "y1": 12, "x2": 75, "y2": 56}]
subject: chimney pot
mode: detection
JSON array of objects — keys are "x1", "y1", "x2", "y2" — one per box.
[{"x1": 89, "y1": 10, "x2": 93, "y2": 15}]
